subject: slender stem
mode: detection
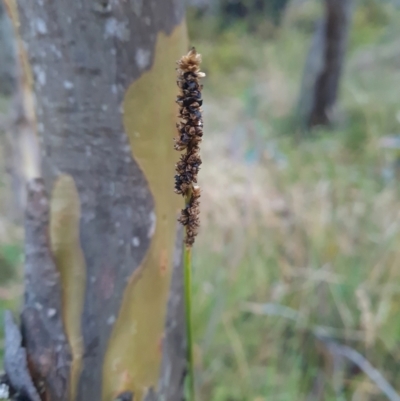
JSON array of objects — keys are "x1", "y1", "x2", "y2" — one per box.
[{"x1": 184, "y1": 244, "x2": 195, "y2": 401}]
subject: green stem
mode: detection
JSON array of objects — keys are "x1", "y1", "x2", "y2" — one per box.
[{"x1": 184, "y1": 244, "x2": 195, "y2": 401}]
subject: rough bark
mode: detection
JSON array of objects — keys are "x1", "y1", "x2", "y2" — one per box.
[
  {"x1": 298, "y1": 0, "x2": 353, "y2": 129},
  {"x1": 4, "y1": 1, "x2": 188, "y2": 401}
]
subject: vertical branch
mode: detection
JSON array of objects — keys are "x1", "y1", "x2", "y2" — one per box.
[
  {"x1": 22, "y1": 178, "x2": 71, "y2": 401},
  {"x1": 4, "y1": 179, "x2": 71, "y2": 401}
]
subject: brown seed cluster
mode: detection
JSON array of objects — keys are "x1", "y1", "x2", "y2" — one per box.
[{"x1": 174, "y1": 48, "x2": 205, "y2": 247}]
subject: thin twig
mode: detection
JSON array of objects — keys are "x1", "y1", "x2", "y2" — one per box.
[{"x1": 320, "y1": 339, "x2": 400, "y2": 401}]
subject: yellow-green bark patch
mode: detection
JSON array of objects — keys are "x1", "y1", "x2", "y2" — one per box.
[
  {"x1": 102, "y1": 22, "x2": 187, "y2": 401},
  {"x1": 50, "y1": 175, "x2": 86, "y2": 401}
]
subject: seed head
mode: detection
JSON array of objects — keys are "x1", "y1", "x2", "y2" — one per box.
[{"x1": 174, "y1": 48, "x2": 205, "y2": 247}]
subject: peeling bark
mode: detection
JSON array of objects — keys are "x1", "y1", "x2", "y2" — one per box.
[
  {"x1": 4, "y1": 1, "x2": 188, "y2": 401},
  {"x1": 4, "y1": 311, "x2": 41, "y2": 401},
  {"x1": 21, "y1": 179, "x2": 71, "y2": 401}
]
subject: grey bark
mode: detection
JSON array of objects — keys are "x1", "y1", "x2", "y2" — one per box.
[
  {"x1": 297, "y1": 0, "x2": 353, "y2": 129},
  {"x1": 21, "y1": 179, "x2": 71, "y2": 401},
  {"x1": 6, "y1": 1, "x2": 187, "y2": 401}
]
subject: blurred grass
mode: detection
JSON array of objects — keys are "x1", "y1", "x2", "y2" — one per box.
[
  {"x1": 190, "y1": 0, "x2": 400, "y2": 400},
  {"x1": 0, "y1": 93, "x2": 22, "y2": 365}
]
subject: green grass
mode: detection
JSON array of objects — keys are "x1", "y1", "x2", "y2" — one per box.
[
  {"x1": 0, "y1": 95, "x2": 22, "y2": 365},
  {"x1": 185, "y1": 245, "x2": 196, "y2": 401},
  {"x1": 189, "y1": 1, "x2": 400, "y2": 400}
]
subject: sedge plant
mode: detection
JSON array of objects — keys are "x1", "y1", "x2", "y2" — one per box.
[{"x1": 174, "y1": 48, "x2": 205, "y2": 401}]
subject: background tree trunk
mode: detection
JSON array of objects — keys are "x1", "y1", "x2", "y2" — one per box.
[
  {"x1": 3, "y1": 1, "x2": 188, "y2": 401},
  {"x1": 297, "y1": 0, "x2": 353, "y2": 129},
  {"x1": 0, "y1": 1, "x2": 15, "y2": 96}
]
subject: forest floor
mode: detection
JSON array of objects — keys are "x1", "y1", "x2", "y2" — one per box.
[{"x1": 1, "y1": 1, "x2": 400, "y2": 400}]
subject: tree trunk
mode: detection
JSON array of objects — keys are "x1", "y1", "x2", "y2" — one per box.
[
  {"x1": 2, "y1": 1, "x2": 188, "y2": 401},
  {"x1": 299, "y1": 0, "x2": 353, "y2": 129}
]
